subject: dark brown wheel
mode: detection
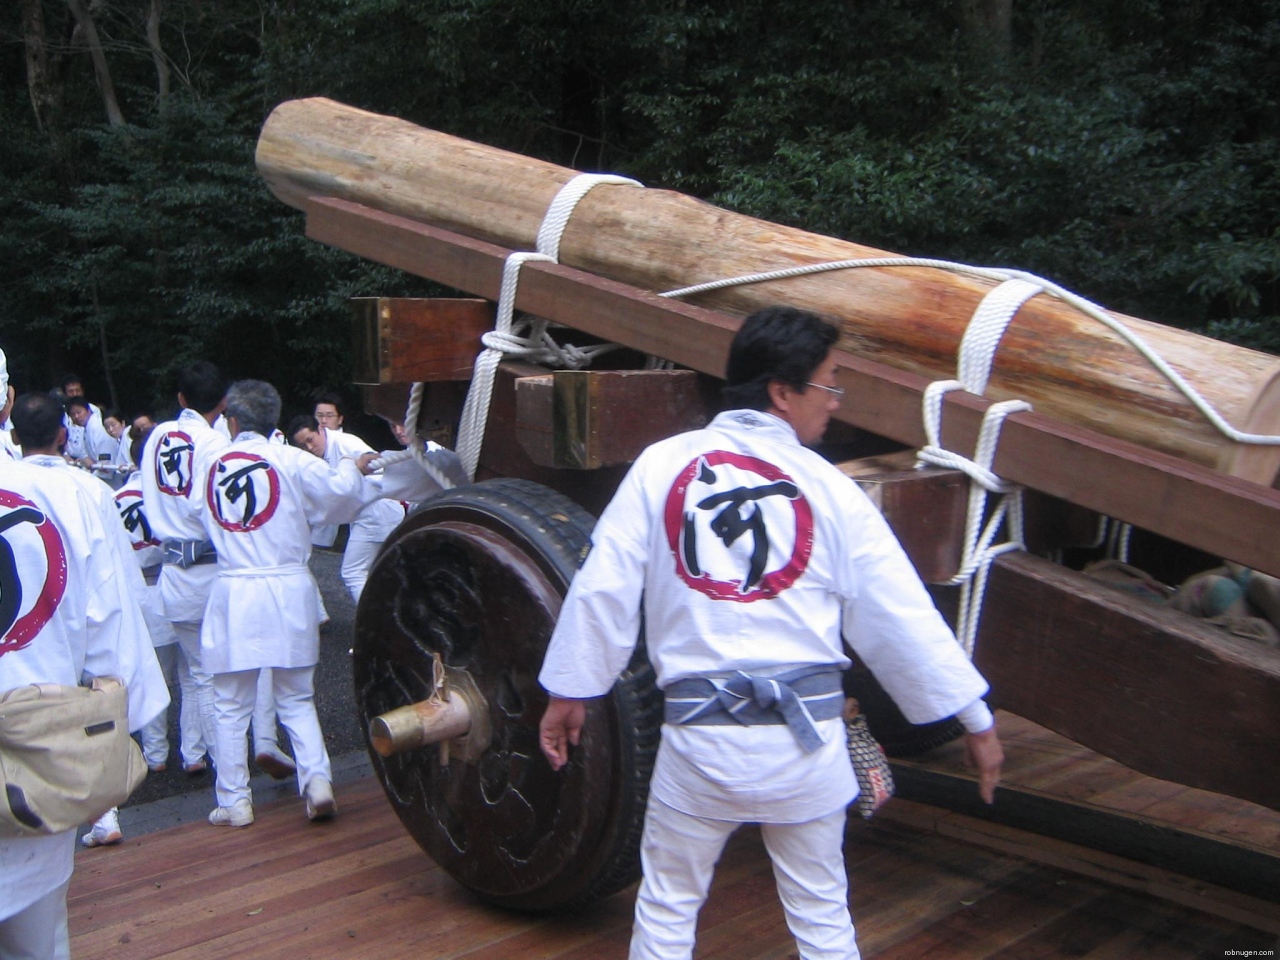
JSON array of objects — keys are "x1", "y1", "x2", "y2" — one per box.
[{"x1": 353, "y1": 479, "x2": 661, "y2": 912}]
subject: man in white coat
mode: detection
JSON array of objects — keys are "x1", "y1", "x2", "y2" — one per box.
[
  {"x1": 539, "y1": 307, "x2": 1004, "y2": 960},
  {"x1": 196, "y1": 380, "x2": 381, "y2": 826},
  {"x1": 287, "y1": 414, "x2": 406, "y2": 602},
  {"x1": 1, "y1": 393, "x2": 168, "y2": 958},
  {"x1": 140, "y1": 362, "x2": 230, "y2": 774}
]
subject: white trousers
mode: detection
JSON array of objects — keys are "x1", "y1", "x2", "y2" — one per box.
[
  {"x1": 211, "y1": 667, "x2": 330, "y2": 807},
  {"x1": 0, "y1": 879, "x2": 70, "y2": 960},
  {"x1": 340, "y1": 538, "x2": 380, "y2": 603},
  {"x1": 138, "y1": 642, "x2": 177, "y2": 767},
  {"x1": 172, "y1": 621, "x2": 218, "y2": 767},
  {"x1": 253, "y1": 668, "x2": 282, "y2": 754},
  {"x1": 629, "y1": 798, "x2": 860, "y2": 960}
]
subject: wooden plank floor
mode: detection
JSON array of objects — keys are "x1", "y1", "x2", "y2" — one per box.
[
  {"x1": 69, "y1": 774, "x2": 1276, "y2": 959},
  {"x1": 918, "y1": 711, "x2": 1280, "y2": 851}
]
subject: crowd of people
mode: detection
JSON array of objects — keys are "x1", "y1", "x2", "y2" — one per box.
[
  {"x1": 0, "y1": 351, "x2": 445, "y2": 958},
  {"x1": 0, "y1": 305, "x2": 1004, "y2": 960}
]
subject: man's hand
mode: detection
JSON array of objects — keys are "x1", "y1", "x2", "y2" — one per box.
[
  {"x1": 355, "y1": 452, "x2": 380, "y2": 475},
  {"x1": 539, "y1": 696, "x2": 586, "y2": 771},
  {"x1": 963, "y1": 724, "x2": 1004, "y2": 804}
]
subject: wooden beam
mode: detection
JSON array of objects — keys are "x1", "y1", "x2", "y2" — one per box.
[
  {"x1": 307, "y1": 197, "x2": 1280, "y2": 579},
  {"x1": 350, "y1": 297, "x2": 492, "y2": 384},
  {"x1": 516, "y1": 369, "x2": 708, "y2": 469},
  {"x1": 839, "y1": 452, "x2": 969, "y2": 583},
  {"x1": 974, "y1": 551, "x2": 1280, "y2": 811}
]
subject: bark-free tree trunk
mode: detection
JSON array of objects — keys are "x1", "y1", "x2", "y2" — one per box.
[{"x1": 257, "y1": 98, "x2": 1280, "y2": 485}]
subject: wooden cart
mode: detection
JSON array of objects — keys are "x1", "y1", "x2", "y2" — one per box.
[{"x1": 255, "y1": 98, "x2": 1280, "y2": 913}]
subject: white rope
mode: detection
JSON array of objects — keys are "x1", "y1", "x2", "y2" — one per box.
[
  {"x1": 957, "y1": 279, "x2": 1043, "y2": 395},
  {"x1": 660, "y1": 256, "x2": 1280, "y2": 447},
  {"x1": 446, "y1": 174, "x2": 644, "y2": 480},
  {"x1": 918, "y1": 385, "x2": 1032, "y2": 656}
]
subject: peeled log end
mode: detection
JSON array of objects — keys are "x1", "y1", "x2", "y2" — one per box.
[{"x1": 369, "y1": 696, "x2": 472, "y2": 757}]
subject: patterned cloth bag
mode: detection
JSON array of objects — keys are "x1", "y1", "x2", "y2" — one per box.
[{"x1": 845, "y1": 705, "x2": 894, "y2": 819}]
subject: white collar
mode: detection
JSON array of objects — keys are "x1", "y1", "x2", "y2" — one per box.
[{"x1": 708, "y1": 409, "x2": 800, "y2": 446}]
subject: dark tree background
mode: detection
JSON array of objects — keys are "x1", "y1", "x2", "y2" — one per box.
[{"x1": 2, "y1": 0, "x2": 1277, "y2": 418}]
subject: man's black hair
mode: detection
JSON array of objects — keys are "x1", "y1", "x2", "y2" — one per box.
[
  {"x1": 721, "y1": 306, "x2": 840, "y2": 411},
  {"x1": 286, "y1": 413, "x2": 319, "y2": 441},
  {"x1": 63, "y1": 396, "x2": 90, "y2": 414},
  {"x1": 11, "y1": 393, "x2": 65, "y2": 449},
  {"x1": 177, "y1": 361, "x2": 227, "y2": 414},
  {"x1": 130, "y1": 427, "x2": 151, "y2": 466},
  {"x1": 311, "y1": 389, "x2": 344, "y2": 417}
]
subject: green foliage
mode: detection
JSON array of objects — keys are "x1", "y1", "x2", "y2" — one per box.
[{"x1": 1, "y1": 0, "x2": 1278, "y2": 420}]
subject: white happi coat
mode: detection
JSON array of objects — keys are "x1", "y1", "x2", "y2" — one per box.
[
  {"x1": 322, "y1": 429, "x2": 405, "y2": 542},
  {"x1": 140, "y1": 408, "x2": 230, "y2": 623},
  {"x1": 195, "y1": 432, "x2": 380, "y2": 673},
  {"x1": 0, "y1": 457, "x2": 168, "y2": 921},
  {"x1": 539, "y1": 409, "x2": 988, "y2": 824},
  {"x1": 116, "y1": 472, "x2": 177, "y2": 647}
]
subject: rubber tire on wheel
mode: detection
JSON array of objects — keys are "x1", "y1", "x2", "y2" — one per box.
[
  {"x1": 353, "y1": 479, "x2": 661, "y2": 912},
  {"x1": 844, "y1": 657, "x2": 966, "y2": 757}
]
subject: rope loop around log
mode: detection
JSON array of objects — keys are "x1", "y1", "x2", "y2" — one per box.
[{"x1": 661, "y1": 258, "x2": 1280, "y2": 448}]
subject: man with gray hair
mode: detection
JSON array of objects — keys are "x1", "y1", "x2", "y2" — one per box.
[{"x1": 194, "y1": 380, "x2": 381, "y2": 826}]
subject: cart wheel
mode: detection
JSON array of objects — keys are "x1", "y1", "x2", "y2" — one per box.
[
  {"x1": 353, "y1": 479, "x2": 661, "y2": 912},
  {"x1": 845, "y1": 658, "x2": 966, "y2": 757}
]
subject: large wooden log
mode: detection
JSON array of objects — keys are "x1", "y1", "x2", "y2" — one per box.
[
  {"x1": 257, "y1": 97, "x2": 1280, "y2": 485},
  {"x1": 310, "y1": 198, "x2": 1280, "y2": 579}
]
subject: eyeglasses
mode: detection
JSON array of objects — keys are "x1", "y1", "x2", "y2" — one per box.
[{"x1": 805, "y1": 382, "x2": 845, "y2": 400}]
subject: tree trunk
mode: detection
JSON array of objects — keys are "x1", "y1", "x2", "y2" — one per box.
[
  {"x1": 256, "y1": 98, "x2": 1280, "y2": 485},
  {"x1": 66, "y1": 0, "x2": 126, "y2": 127},
  {"x1": 23, "y1": 0, "x2": 62, "y2": 132},
  {"x1": 960, "y1": 0, "x2": 1013, "y2": 63},
  {"x1": 146, "y1": 0, "x2": 170, "y2": 110}
]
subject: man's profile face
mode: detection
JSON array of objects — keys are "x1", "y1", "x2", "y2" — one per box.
[
  {"x1": 291, "y1": 426, "x2": 326, "y2": 459},
  {"x1": 67, "y1": 404, "x2": 92, "y2": 428},
  {"x1": 133, "y1": 414, "x2": 154, "y2": 434},
  {"x1": 314, "y1": 403, "x2": 343, "y2": 431},
  {"x1": 777, "y1": 350, "x2": 841, "y2": 447}
]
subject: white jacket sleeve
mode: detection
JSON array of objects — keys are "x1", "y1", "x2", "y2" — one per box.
[
  {"x1": 836, "y1": 481, "x2": 988, "y2": 725},
  {"x1": 539, "y1": 458, "x2": 652, "y2": 698}
]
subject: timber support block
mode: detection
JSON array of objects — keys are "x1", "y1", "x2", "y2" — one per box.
[
  {"x1": 351, "y1": 297, "x2": 494, "y2": 384},
  {"x1": 975, "y1": 551, "x2": 1280, "y2": 811},
  {"x1": 838, "y1": 451, "x2": 968, "y2": 583},
  {"x1": 515, "y1": 368, "x2": 706, "y2": 469}
]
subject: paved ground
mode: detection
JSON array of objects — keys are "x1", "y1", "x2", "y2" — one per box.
[{"x1": 104, "y1": 548, "x2": 373, "y2": 838}]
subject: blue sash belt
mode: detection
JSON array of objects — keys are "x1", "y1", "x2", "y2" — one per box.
[{"x1": 663, "y1": 666, "x2": 844, "y2": 753}]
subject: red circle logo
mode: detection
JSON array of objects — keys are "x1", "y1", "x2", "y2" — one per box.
[
  {"x1": 208, "y1": 452, "x2": 280, "y2": 533},
  {"x1": 115, "y1": 487, "x2": 159, "y2": 551},
  {"x1": 154, "y1": 429, "x2": 196, "y2": 496},
  {"x1": 0, "y1": 489, "x2": 68, "y2": 656},
  {"x1": 663, "y1": 451, "x2": 813, "y2": 602}
]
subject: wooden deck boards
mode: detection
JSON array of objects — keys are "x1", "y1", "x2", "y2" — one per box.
[
  {"x1": 899, "y1": 711, "x2": 1280, "y2": 852},
  {"x1": 69, "y1": 772, "x2": 1275, "y2": 959}
]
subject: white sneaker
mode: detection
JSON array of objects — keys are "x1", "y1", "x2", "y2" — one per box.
[
  {"x1": 82, "y1": 807, "x2": 123, "y2": 847},
  {"x1": 208, "y1": 799, "x2": 254, "y2": 827},
  {"x1": 254, "y1": 744, "x2": 297, "y2": 781},
  {"x1": 304, "y1": 778, "x2": 337, "y2": 822}
]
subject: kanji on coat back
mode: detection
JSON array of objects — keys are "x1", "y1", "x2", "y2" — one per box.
[
  {"x1": 154, "y1": 429, "x2": 196, "y2": 496},
  {"x1": 664, "y1": 450, "x2": 813, "y2": 602},
  {"x1": 208, "y1": 452, "x2": 280, "y2": 533}
]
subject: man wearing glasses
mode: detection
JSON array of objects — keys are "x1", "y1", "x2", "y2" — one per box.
[{"x1": 539, "y1": 306, "x2": 1003, "y2": 960}]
